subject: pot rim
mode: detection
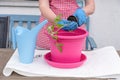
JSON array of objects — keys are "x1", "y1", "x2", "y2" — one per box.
[
  {"x1": 56, "y1": 28, "x2": 88, "y2": 39},
  {"x1": 45, "y1": 28, "x2": 88, "y2": 39}
]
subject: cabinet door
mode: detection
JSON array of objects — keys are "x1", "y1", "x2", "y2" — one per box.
[{"x1": 0, "y1": 17, "x2": 9, "y2": 48}]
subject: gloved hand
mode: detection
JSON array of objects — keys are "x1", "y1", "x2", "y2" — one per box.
[
  {"x1": 57, "y1": 19, "x2": 78, "y2": 31},
  {"x1": 73, "y1": 8, "x2": 87, "y2": 26}
]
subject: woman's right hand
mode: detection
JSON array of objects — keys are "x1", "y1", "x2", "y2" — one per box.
[{"x1": 57, "y1": 19, "x2": 78, "y2": 31}]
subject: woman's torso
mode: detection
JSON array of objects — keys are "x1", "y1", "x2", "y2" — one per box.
[{"x1": 36, "y1": 0, "x2": 80, "y2": 49}]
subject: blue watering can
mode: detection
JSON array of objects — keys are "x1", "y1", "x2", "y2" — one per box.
[{"x1": 12, "y1": 20, "x2": 48, "y2": 64}]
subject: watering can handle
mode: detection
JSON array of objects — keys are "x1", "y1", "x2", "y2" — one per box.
[{"x1": 12, "y1": 27, "x2": 17, "y2": 50}]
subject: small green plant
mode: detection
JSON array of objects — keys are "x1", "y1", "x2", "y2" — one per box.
[{"x1": 47, "y1": 15, "x2": 64, "y2": 52}]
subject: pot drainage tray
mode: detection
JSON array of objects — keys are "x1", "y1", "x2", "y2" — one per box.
[{"x1": 44, "y1": 52, "x2": 87, "y2": 68}]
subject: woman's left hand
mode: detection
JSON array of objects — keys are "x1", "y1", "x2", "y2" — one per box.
[{"x1": 73, "y1": 8, "x2": 87, "y2": 26}]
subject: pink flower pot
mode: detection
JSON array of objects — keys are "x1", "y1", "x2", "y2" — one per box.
[{"x1": 47, "y1": 28, "x2": 88, "y2": 63}]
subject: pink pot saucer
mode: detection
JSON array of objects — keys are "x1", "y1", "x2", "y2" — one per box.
[{"x1": 44, "y1": 52, "x2": 87, "y2": 69}]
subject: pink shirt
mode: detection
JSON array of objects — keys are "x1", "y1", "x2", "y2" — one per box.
[{"x1": 36, "y1": 0, "x2": 79, "y2": 49}]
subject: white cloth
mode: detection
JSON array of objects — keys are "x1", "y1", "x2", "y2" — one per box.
[{"x1": 3, "y1": 46, "x2": 120, "y2": 78}]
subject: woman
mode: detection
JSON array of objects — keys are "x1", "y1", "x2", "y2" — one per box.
[{"x1": 36, "y1": 0, "x2": 95, "y2": 49}]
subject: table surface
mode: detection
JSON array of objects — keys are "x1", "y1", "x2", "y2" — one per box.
[{"x1": 0, "y1": 48, "x2": 120, "y2": 80}]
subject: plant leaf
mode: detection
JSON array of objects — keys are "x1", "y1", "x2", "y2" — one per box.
[
  {"x1": 51, "y1": 25, "x2": 54, "y2": 31},
  {"x1": 56, "y1": 43, "x2": 63, "y2": 52},
  {"x1": 56, "y1": 24, "x2": 63, "y2": 28},
  {"x1": 56, "y1": 43, "x2": 63, "y2": 47},
  {"x1": 58, "y1": 47, "x2": 62, "y2": 52},
  {"x1": 54, "y1": 15, "x2": 61, "y2": 24},
  {"x1": 52, "y1": 35, "x2": 58, "y2": 40},
  {"x1": 47, "y1": 26, "x2": 52, "y2": 33}
]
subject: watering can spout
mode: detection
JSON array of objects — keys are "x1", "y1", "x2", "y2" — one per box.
[{"x1": 31, "y1": 20, "x2": 48, "y2": 35}]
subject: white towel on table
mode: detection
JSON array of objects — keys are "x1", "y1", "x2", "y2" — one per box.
[{"x1": 3, "y1": 46, "x2": 120, "y2": 78}]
